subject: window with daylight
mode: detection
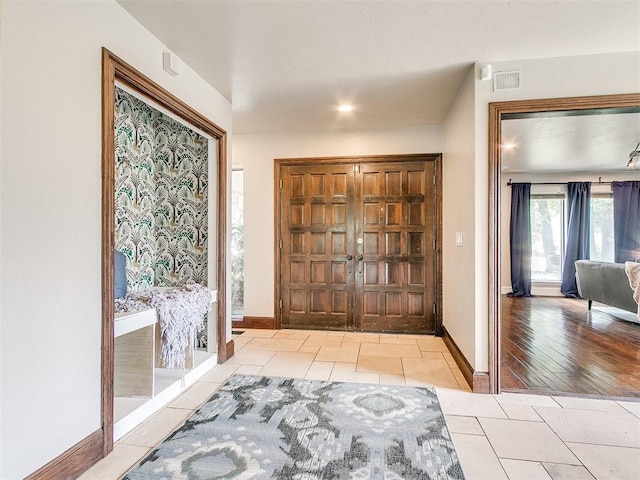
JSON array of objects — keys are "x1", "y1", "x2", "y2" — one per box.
[
  {"x1": 590, "y1": 194, "x2": 614, "y2": 262},
  {"x1": 231, "y1": 169, "x2": 244, "y2": 317},
  {"x1": 531, "y1": 195, "x2": 565, "y2": 282}
]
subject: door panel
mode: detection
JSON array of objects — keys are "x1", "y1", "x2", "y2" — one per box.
[
  {"x1": 280, "y1": 157, "x2": 438, "y2": 333},
  {"x1": 281, "y1": 164, "x2": 356, "y2": 329},
  {"x1": 355, "y1": 161, "x2": 435, "y2": 333}
]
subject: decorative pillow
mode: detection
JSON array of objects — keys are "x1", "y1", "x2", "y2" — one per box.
[{"x1": 114, "y1": 250, "x2": 128, "y2": 299}]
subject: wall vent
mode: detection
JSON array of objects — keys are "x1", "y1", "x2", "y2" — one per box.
[{"x1": 493, "y1": 70, "x2": 521, "y2": 91}]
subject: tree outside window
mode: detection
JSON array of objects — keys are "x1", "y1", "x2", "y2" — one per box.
[
  {"x1": 231, "y1": 169, "x2": 244, "y2": 317},
  {"x1": 531, "y1": 195, "x2": 564, "y2": 282},
  {"x1": 529, "y1": 191, "x2": 615, "y2": 284},
  {"x1": 590, "y1": 195, "x2": 614, "y2": 262}
]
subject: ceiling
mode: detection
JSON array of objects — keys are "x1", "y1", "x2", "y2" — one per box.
[
  {"x1": 118, "y1": 0, "x2": 640, "y2": 135},
  {"x1": 502, "y1": 110, "x2": 640, "y2": 173}
]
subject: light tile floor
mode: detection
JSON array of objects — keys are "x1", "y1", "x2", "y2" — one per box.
[{"x1": 80, "y1": 329, "x2": 640, "y2": 480}]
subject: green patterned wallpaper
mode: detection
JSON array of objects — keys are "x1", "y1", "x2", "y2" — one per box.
[{"x1": 115, "y1": 87, "x2": 208, "y2": 290}]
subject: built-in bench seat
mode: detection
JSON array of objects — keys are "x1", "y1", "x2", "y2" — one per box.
[{"x1": 114, "y1": 308, "x2": 158, "y2": 397}]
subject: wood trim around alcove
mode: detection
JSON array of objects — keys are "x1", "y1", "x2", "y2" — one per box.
[
  {"x1": 487, "y1": 92, "x2": 640, "y2": 395},
  {"x1": 100, "y1": 48, "x2": 231, "y2": 462}
]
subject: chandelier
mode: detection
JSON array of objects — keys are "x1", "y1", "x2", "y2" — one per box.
[{"x1": 628, "y1": 143, "x2": 640, "y2": 169}]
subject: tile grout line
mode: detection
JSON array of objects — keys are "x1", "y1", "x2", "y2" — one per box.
[
  {"x1": 440, "y1": 351, "x2": 467, "y2": 390},
  {"x1": 514, "y1": 409, "x2": 586, "y2": 467},
  {"x1": 561, "y1": 443, "x2": 632, "y2": 480},
  {"x1": 473, "y1": 416, "x2": 514, "y2": 480},
  {"x1": 562, "y1": 440, "x2": 640, "y2": 450}
]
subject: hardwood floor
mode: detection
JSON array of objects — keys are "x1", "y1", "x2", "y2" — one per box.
[{"x1": 501, "y1": 295, "x2": 640, "y2": 398}]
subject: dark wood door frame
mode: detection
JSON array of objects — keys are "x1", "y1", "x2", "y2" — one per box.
[
  {"x1": 487, "y1": 92, "x2": 640, "y2": 394},
  {"x1": 274, "y1": 153, "x2": 442, "y2": 334},
  {"x1": 101, "y1": 49, "x2": 229, "y2": 456}
]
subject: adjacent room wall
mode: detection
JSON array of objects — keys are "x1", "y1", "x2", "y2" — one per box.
[
  {"x1": 232, "y1": 126, "x2": 442, "y2": 318},
  {"x1": 0, "y1": 1, "x2": 231, "y2": 477}
]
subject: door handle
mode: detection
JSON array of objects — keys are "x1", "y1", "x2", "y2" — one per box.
[
  {"x1": 346, "y1": 254, "x2": 353, "y2": 261},
  {"x1": 357, "y1": 254, "x2": 364, "y2": 261}
]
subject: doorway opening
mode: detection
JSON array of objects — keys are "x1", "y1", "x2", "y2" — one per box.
[
  {"x1": 101, "y1": 49, "x2": 229, "y2": 455},
  {"x1": 488, "y1": 93, "x2": 640, "y2": 396}
]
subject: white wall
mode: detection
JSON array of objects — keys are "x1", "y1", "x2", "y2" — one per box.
[
  {"x1": 0, "y1": 1, "x2": 231, "y2": 478},
  {"x1": 470, "y1": 51, "x2": 640, "y2": 372},
  {"x1": 441, "y1": 68, "x2": 477, "y2": 367},
  {"x1": 232, "y1": 126, "x2": 442, "y2": 317}
]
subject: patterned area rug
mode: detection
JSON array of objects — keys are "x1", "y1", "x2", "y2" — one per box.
[{"x1": 123, "y1": 375, "x2": 465, "y2": 479}]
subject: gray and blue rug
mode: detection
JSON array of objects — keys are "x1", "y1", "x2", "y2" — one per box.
[{"x1": 123, "y1": 375, "x2": 465, "y2": 479}]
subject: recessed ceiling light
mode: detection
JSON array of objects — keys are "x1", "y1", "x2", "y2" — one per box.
[{"x1": 338, "y1": 105, "x2": 353, "y2": 112}]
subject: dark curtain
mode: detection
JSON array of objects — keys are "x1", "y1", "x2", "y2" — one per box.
[
  {"x1": 612, "y1": 181, "x2": 640, "y2": 262},
  {"x1": 508, "y1": 183, "x2": 533, "y2": 297},
  {"x1": 561, "y1": 182, "x2": 591, "y2": 297}
]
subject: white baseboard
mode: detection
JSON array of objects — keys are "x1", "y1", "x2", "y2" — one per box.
[
  {"x1": 502, "y1": 285, "x2": 562, "y2": 296},
  {"x1": 532, "y1": 285, "x2": 562, "y2": 296}
]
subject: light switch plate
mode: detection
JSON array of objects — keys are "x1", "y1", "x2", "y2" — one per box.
[{"x1": 455, "y1": 232, "x2": 464, "y2": 247}]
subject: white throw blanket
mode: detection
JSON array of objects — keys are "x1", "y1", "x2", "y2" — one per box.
[
  {"x1": 625, "y1": 262, "x2": 640, "y2": 321},
  {"x1": 115, "y1": 284, "x2": 213, "y2": 368}
]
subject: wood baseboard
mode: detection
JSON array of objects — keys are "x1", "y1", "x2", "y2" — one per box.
[
  {"x1": 232, "y1": 316, "x2": 275, "y2": 329},
  {"x1": 25, "y1": 429, "x2": 103, "y2": 480},
  {"x1": 442, "y1": 326, "x2": 490, "y2": 393},
  {"x1": 218, "y1": 339, "x2": 235, "y2": 363},
  {"x1": 472, "y1": 372, "x2": 490, "y2": 393},
  {"x1": 226, "y1": 339, "x2": 235, "y2": 360}
]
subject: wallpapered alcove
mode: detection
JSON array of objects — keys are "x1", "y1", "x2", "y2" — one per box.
[
  {"x1": 111, "y1": 85, "x2": 220, "y2": 442},
  {"x1": 114, "y1": 87, "x2": 211, "y2": 346}
]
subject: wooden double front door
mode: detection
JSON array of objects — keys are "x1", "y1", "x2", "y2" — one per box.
[{"x1": 276, "y1": 155, "x2": 441, "y2": 334}]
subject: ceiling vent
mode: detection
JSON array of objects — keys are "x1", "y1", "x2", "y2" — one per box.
[{"x1": 493, "y1": 70, "x2": 521, "y2": 91}]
